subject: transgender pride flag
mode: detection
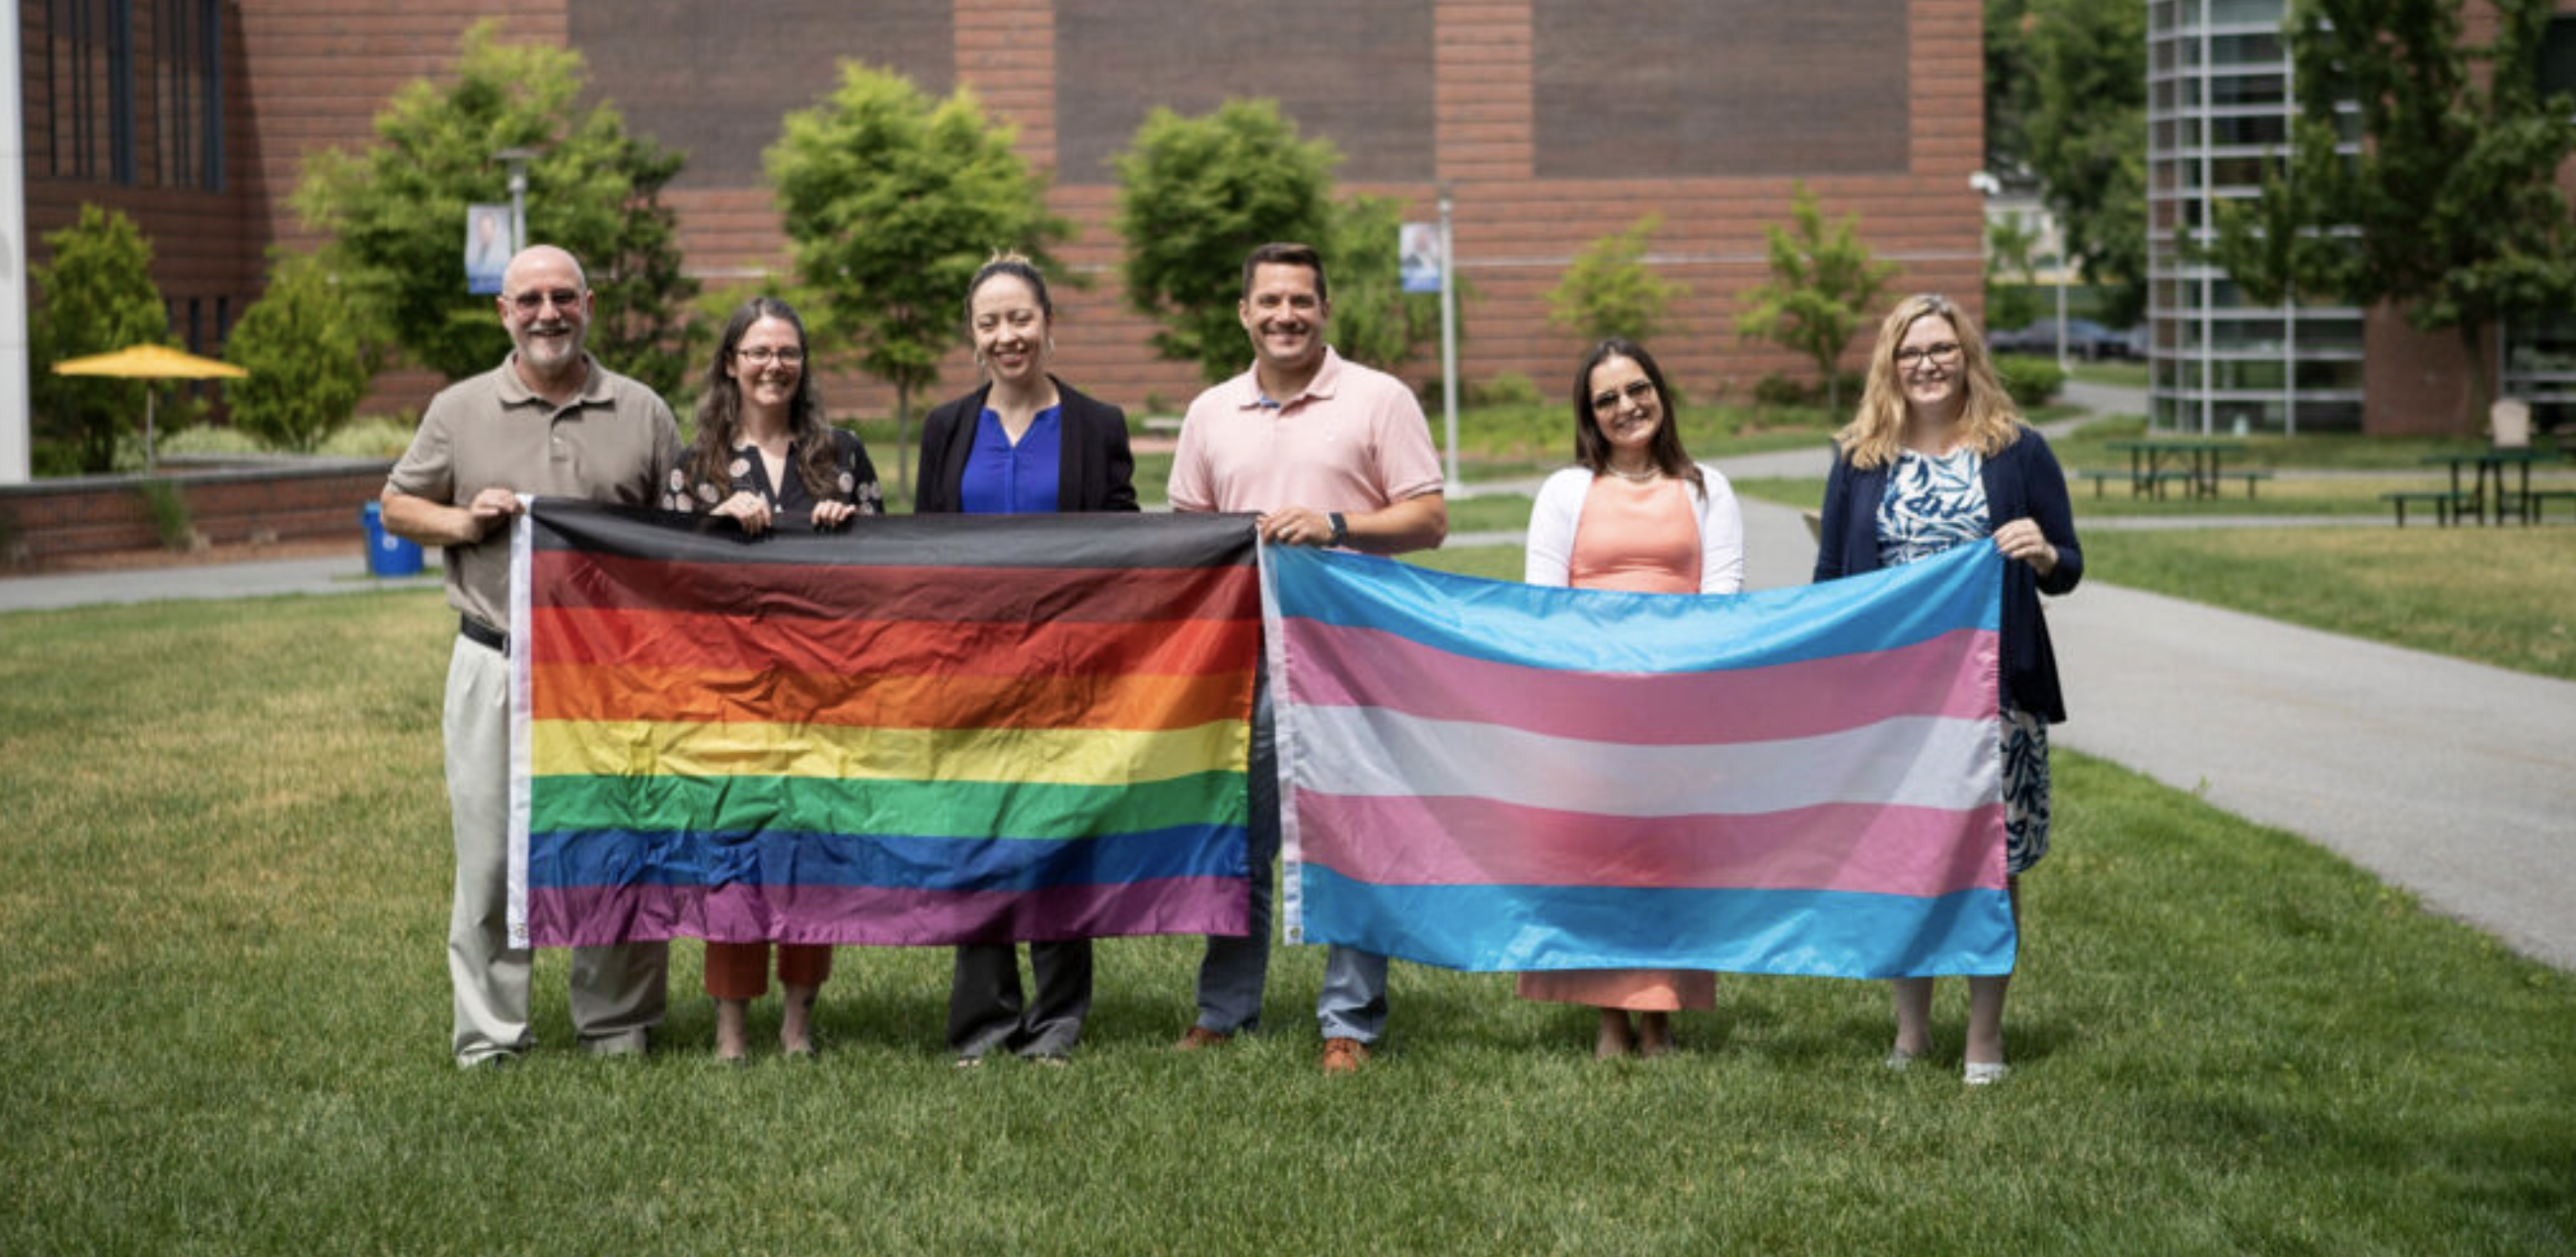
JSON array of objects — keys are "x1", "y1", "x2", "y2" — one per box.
[
  {"x1": 1263, "y1": 542, "x2": 2013, "y2": 980},
  {"x1": 504, "y1": 502, "x2": 1259, "y2": 950}
]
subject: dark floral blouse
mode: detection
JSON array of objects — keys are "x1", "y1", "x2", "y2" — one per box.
[{"x1": 662, "y1": 427, "x2": 883, "y2": 520}]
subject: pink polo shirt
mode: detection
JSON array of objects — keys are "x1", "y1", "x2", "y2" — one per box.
[{"x1": 1167, "y1": 347, "x2": 1445, "y2": 515}]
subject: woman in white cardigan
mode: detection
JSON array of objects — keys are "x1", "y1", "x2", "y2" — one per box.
[{"x1": 1520, "y1": 337, "x2": 1745, "y2": 1059}]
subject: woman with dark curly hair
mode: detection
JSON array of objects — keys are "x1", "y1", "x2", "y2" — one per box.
[{"x1": 664, "y1": 295, "x2": 881, "y2": 1061}]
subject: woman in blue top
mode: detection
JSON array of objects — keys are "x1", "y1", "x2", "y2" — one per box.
[
  {"x1": 916, "y1": 252, "x2": 1138, "y2": 1065},
  {"x1": 1813, "y1": 294, "x2": 2082, "y2": 1086}
]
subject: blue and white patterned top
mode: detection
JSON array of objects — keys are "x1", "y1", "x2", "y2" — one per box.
[{"x1": 1875, "y1": 445, "x2": 1990, "y2": 568}]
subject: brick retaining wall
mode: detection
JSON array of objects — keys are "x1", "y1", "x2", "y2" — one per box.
[{"x1": 0, "y1": 461, "x2": 394, "y2": 568}]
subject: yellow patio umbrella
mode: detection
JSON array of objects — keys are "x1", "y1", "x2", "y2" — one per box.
[{"x1": 49, "y1": 343, "x2": 249, "y2": 473}]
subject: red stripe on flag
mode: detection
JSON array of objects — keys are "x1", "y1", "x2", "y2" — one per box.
[{"x1": 527, "y1": 605, "x2": 1260, "y2": 679}]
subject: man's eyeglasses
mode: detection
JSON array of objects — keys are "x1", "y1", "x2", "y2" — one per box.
[
  {"x1": 736, "y1": 346, "x2": 805, "y2": 366},
  {"x1": 508, "y1": 288, "x2": 584, "y2": 314},
  {"x1": 1893, "y1": 342, "x2": 1962, "y2": 367},
  {"x1": 1590, "y1": 380, "x2": 1656, "y2": 412}
]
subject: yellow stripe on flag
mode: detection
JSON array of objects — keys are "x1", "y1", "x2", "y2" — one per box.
[{"x1": 529, "y1": 717, "x2": 1251, "y2": 787}]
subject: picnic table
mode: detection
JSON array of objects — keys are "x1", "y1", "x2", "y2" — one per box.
[
  {"x1": 2419, "y1": 448, "x2": 2566, "y2": 526},
  {"x1": 2097, "y1": 438, "x2": 2260, "y2": 500}
]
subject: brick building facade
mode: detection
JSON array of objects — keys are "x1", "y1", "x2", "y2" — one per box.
[{"x1": 22, "y1": 1, "x2": 1987, "y2": 419}]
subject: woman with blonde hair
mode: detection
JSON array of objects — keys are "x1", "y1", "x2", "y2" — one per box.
[{"x1": 1812, "y1": 293, "x2": 2082, "y2": 1085}]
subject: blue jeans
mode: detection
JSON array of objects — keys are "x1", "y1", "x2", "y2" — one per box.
[
  {"x1": 1191, "y1": 655, "x2": 1393, "y2": 1043},
  {"x1": 1193, "y1": 665, "x2": 1278, "y2": 1034}
]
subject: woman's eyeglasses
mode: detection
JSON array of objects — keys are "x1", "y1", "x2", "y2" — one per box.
[
  {"x1": 1590, "y1": 380, "x2": 1656, "y2": 412},
  {"x1": 736, "y1": 346, "x2": 805, "y2": 366},
  {"x1": 1893, "y1": 342, "x2": 1962, "y2": 367}
]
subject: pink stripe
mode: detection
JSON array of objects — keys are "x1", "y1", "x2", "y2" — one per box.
[
  {"x1": 526, "y1": 877, "x2": 1248, "y2": 948},
  {"x1": 1296, "y1": 793, "x2": 2006, "y2": 898},
  {"x1": 1281, "y1": 623, "x2": 1998, "y2": 745}
]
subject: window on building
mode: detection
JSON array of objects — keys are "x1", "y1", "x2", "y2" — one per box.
[
  {"x1": 154, "y1": 0, "x2": 224, "y2": 190},
  {"x1": 42, "y1": 0, "x2": 222, "y2": 188}
]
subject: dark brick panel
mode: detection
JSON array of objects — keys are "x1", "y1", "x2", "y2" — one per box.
[
  {"x1": 1533, "y1": 0, "x2": 1909, "y2": 179},
  {"x1": 569, "y1": 0, "x2": 954, "y2": 190},
  {"x1": 1054, "y1": 0, "x2": 1435, "y2": 185}
]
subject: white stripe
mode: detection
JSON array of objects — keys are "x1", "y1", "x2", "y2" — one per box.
[
  {"x1": 1284, "y1": 704, "x2": 1999, "y2": 817},
  {"x1": 507, "y1": 500, "x2": 534, "y2": 949}
]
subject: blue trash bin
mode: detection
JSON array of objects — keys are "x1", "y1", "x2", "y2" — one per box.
[{"x1": 360, "y1": 501, "x2": 424, "y2": 578}]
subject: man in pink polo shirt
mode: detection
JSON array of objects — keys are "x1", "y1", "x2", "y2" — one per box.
[{"x1": 1168, "y1": 241, "x2": 1447, "y2": 1073}]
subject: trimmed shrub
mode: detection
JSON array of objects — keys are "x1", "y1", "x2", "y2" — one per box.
[{"x1": 1993, "y1": 354, "x2": 2067, "y2": 407}]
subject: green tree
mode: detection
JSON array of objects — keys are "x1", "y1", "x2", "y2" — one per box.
[
  {"x1": 2015, "y1": 0, "x2": 2148, "y2": 323},
  {"x1": 1983, "y1": 0, "x2": 2035, "y2": 178},
  {"x1": 1321, "y1": 192, "x2": 1446, "y2": 374},
  {"x1": 1735, "y1": 184, "x2": 1898, "y2": 414},
  {"x1": 28, "y1": 204, "x2": 169, "y2": 474},
  {"x1": 2211, "y1": 0, "x2": 2576, "y2": 423},
  {"x1": 222, "y1": 254, "x2": 378, "y2": 452},
  {"x1": 1114, "y1": 100, "x2": 1336, "y2": 383},
  {"x1": 293, "y1": 21, "x2": 699, "y2": 393},
  {"x1": 769, "y1": 63, "x2": 1068, "y2": 487},
  {"x1": 1547, "y1": 214, "x2": 1689, "y2": 345},
  {"x1": 1985, "y1": 213, "x2": 2045, "y2": 334}
]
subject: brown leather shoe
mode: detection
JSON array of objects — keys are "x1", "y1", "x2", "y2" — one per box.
[
  {"x1": 1321, "y1": 1037, "x2": 1370, "y2": 1073},
  {"x1": 1174, "y1": 1025, "x2": 1234, "y2": 1052}
]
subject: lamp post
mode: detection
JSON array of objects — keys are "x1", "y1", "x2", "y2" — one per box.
[
  {"x1": 1437, "y1": 186, "x2": 1460, "y2": 490},
  {"x1": 495, "y1": 147, "x2": 535, "y2": 257}
]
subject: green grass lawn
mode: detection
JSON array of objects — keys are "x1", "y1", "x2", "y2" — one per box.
[
  {"x1": 1718, "y1": 476, "x2": 2576, "y2": 682},
  {"x1": 1, "y1": 589, "x2": 2570, "y2": 1254}
]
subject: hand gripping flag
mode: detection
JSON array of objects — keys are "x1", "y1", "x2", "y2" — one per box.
[
  {"x1": 1262, "y1": 541, "x2": 2013, "y2": 979},
  {"x1": 505, "y1": 502, "x2": 1259, "y2": 949}
]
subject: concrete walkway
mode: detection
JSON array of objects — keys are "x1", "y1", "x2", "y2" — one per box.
[{"x1": 7, "y1": 382, "x2": 2572, "y2": 969}]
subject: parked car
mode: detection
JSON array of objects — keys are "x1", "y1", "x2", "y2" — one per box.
[{"x1": 1990, "y1": 318, "x2": 2134, "y2": 360}]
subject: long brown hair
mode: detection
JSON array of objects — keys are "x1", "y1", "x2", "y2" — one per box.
[
  {"x1": 1834, "y1": 293, "x2": 2023, "y2": 471},
  {"x1": 1571, "y1": 338, "x2": 1704, "y2": 494},
  {"x1": 690, "y1": 296, "x2": 840, "y2": 499}
]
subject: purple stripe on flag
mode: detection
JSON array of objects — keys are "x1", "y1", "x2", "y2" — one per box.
[
  {"x1": 1280, "y1": 622, "x2": 2000, "y2": 744},
  {"x1": 1296, "y1": 792, "x2": 2008, "y2": 898},
  {"x1": 526, "y1": 877, "x2": 1249, "y2": 948}
]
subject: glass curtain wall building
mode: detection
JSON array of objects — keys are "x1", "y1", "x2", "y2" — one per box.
[{"x1": 2147, "y1": 0, "x2": 2367, "y2": 433}]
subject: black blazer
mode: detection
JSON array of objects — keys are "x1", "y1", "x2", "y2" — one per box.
[
  {"x1": 915, "y1": 378, "x2": 1139, "y2": 514},
  {"x1": 1812, "y1": 425, "x2": 2083, "y2": 723}
]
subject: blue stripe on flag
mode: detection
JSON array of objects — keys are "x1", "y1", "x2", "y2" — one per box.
[
  {"x1": 1265, "y1": 540, "x2": 2000, "y2": 673},
  {"x1": 528, "y1": 825, "x2": 1249, "y2": 892},
  {"x1": 1296, "y1": 865, "x2": 2017, "y2": 979}
]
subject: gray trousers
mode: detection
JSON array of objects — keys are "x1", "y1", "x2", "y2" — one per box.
[
  {"x1": 445, "y1": 636, "x2": 667, "y2": 1065},
  {"x1": 947, "y1": 941, "x2": 1094, "y2": 1059}
]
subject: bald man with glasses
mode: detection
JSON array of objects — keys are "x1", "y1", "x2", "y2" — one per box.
[{"x1": 382, "y1": 245, "x2": 684, "y2": 1069}]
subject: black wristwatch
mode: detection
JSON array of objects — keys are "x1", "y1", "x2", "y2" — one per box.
[{"x1": 1326, "y1": 512, "x2": 1349, "y2": 548}]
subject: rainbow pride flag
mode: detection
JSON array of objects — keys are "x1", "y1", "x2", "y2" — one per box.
[
  {"x1": 504, "y1": 502, "x2": 1259, "y2": 949},
  {"x1": 1263, "y1": 542, "x2": 2012, "y2": 979}
]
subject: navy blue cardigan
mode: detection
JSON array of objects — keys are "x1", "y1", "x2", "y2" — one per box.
[{"x1": 1812, "y1": 425, "x2": 2083, "y2": 723}]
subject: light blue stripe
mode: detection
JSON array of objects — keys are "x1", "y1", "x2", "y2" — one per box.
[
  {"x1": 1296, "y1": 865, "x2": 2016, "y2": 979},
  {"x1": 1268, "y1": 541, "x2": 1999, "y2": 673}
]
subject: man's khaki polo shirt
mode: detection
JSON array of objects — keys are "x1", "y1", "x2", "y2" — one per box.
[{"x1": 387, "y1": 352, "x2": 681, "y2": 631}]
